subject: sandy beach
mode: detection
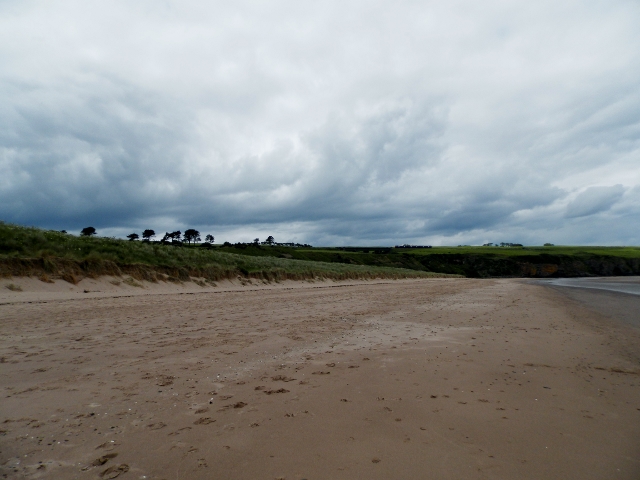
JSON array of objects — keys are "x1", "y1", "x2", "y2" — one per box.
[{"x1": 1, "y1": 277, "x2": 639, "y2": 479}]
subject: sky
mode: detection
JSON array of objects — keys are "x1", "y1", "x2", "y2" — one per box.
[{"x1": 1, "y1": 0, "x2": 639, "y2": 246}]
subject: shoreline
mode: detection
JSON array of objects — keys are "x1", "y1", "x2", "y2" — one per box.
[
  {"x1": 547, "y1": 287, "x2": 640, "y2": 329},
  {"x1": 532, "y1": 277, "x2": 640, "y2": 330}
]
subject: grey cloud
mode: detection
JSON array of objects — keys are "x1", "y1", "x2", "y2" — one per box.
[
  {"x1": 1, "y1": 1, "x2": 639, "y2": 245},
  {"x1": 564, "y1": 185, "x2": 625, "y2": 219}
]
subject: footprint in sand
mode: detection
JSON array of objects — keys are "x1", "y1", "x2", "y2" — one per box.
[
  {"x1": 312, "y1": 371, "x2": 330, "y2": 375},
  {"x1": 271, "y1": 375, "x2": 295, "y2": 382},
  {"x1": 155, "y1": 375, "x2": 174, "y2": 386},
  {"x1": 194, "y1": 417, "x2": 216, "y2": 425},
  {"x1": 91, "y1": 453, "x2": 118, "y2": 466},
  {"x1": 220, "y1": 401, "x2": 248, "y2": 410},
  {"x1": 100, "y1": 464, "x2": 129, "y2": 479},
  {"x1": 264, "y1": 389, "x2": 289, "y2": 395},
  {"x1": 96, "y1": 442, "x2": 119, "y2": 451},
  {"x1": 147, "y1": 422, "x2": 167, "y2": 430}
]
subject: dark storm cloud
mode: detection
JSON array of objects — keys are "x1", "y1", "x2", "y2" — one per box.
[
  {"x1": 0, "y1": 78, "x2": 195, "y2": 228},
  {"x1": 1, "y1": 0, "x2": 639, "y2": 244}
]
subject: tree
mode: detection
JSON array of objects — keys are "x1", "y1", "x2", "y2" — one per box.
[
  {"x1": 127, "y1": 233, "x2": 139, "y2": 241},
  {"x1": 265, "y1": 235, "x2": 275, "y2": 245},
  {"x1": 253, "y1": 238, "x2": 259, "y2": 245},
  {"x1": 80, "y1": 227, "x2": 96, "y2": 236},
  {"x1": 205, "y1": 234, "x2": 214, "y2": 243},
  {"x1": 142, "y1": 229, "x2": 156, "y2": 241},
  {"x1": 170, "y1": 231, "x2": 182, "y2": 242},
  {"x1": 184, "y1": 229, "x2": 201, "y2": 244}
]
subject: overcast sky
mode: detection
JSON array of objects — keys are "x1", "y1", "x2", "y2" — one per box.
[{"x1": 1, "y1": 1, "x2": 639, "y2": 245}]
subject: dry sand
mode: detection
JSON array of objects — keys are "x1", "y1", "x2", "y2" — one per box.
[{"x1": 1, "y1": 276, "x2": 639, "y2": 479}]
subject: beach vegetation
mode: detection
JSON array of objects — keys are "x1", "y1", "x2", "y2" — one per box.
[{"x1": 0, "y1": 222, "x2": 450, "y2": 283}]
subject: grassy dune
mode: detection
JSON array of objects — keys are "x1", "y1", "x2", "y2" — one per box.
[{"x1": 0, "y1": 223, "x2": 456, "y2": 283}]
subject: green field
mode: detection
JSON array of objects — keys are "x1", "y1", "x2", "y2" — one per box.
[
  {"x1": 395, "y1": 245, "x2": 640, "y2": 258},
  {"x1": 0, "y1": 223, "x2": 453, "y2": 282},
  {"x1": 212, "y1": 243, "x2": 640, "y2": 278}
]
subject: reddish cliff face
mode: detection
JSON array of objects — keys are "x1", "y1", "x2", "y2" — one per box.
[
  {"x1": 519, "y1": 264, "x2": 559, "y2": 277},
  {"x1": 518, "y1": 257, "x2": 640, "y2": 278}
]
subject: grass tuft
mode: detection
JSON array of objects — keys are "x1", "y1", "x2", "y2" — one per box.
[{"x1": 122, "y1": 277, "x2": 144, "y2": 288}]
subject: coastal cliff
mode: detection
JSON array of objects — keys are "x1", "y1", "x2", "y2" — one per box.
[{"x1": 416, "y1": 254, "x2": 640, "y2": 278}]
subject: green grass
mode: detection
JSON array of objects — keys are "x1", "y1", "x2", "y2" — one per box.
[
  {"x1": 4, "y1": 221, "x2": 635, "y2": 280},
  {"x1": 219, "y1": 244, "x2": 640, "y2": 261},
  {"x1": 213, "y1": 242, "x2": 640, "y2": 278},
  {"x1": 397, "y1": 245, "x2": 640, "y2": 258},
  {"x1": 0, "y1": 222, "x2": 455, "y2": 282}
]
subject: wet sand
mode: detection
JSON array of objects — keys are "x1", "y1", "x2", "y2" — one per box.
[
  {"x1": 542, "y1": 276, "x2": 640, "y2": 297},
  {"x1": 1, "y1": 277, "x2": 639, "y2": 479},
  {"x1": 539, "y1": 278, "x2": 640, "y2": 329}
]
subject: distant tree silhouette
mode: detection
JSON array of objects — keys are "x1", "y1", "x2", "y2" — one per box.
[
  {"x1": 265, "y1": 235, "x2": 275, "y2": 245},
  {"x1": 253, "y1": 238, "x2": 259, "y2": 245},
  {"x1": 142, "y1": 229, "x2": 156, "y2": 241},
  {"x1": 205, "y1": 234, "x2": 214, "y2": 243},
  {"x1": 127, "y1": 233, "x2": 139, "y2": 241},
  {"x1": 80, "y1": 227, "x2": 96, "y2": 236},
  {"x1": 170, "y1": 231, "x2": 182, "y2": 242},
  {"x1": 60, "y1": 230, "x2": 67, "y2": 234},
  {"x1": 184, "y1": 229, "x2": 201, "y2": 244}
]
